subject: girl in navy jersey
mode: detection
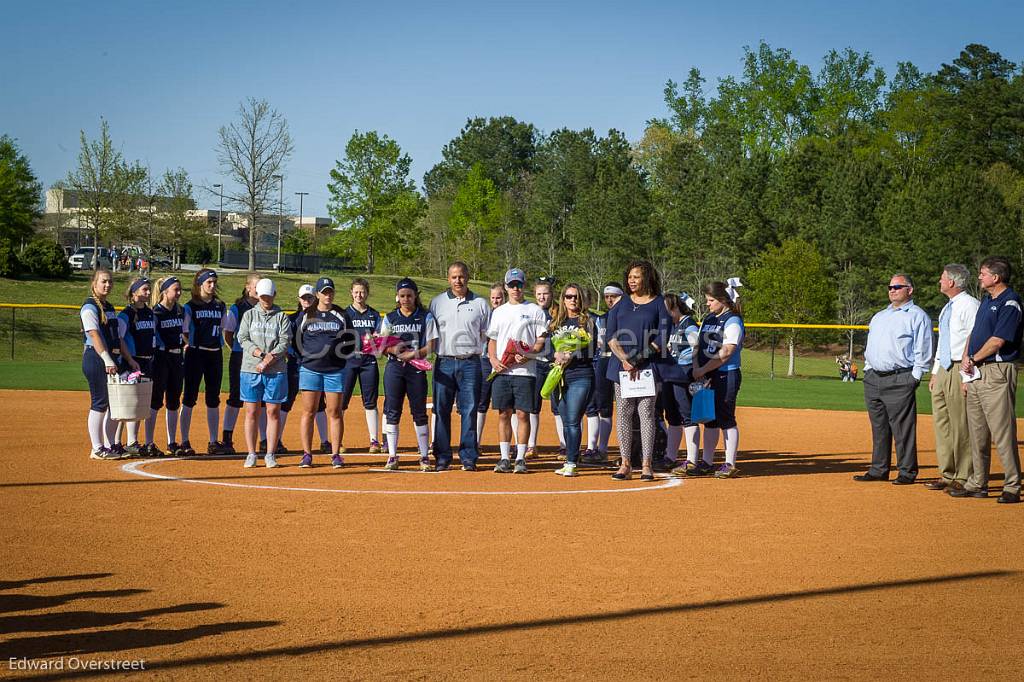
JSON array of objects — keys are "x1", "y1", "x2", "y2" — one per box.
[
  {"x1": 118, "y1": 278, "x2": 158, "y2": 456},
  {"x1": 221, "y1": 272, "x2": 261, "y2": 454},
  {"x1": 297, "y1": 277, "x2": 353, "y2": 468},
  {"x1": 151, "y1": 276, "x2": 186, "y2": 456},
  {"x1": 692, "y1": 280, "x2": 745, "y2": 479},
  {"x1": 341, "y1": 278, "x2": 383, "y2": 453},
  {"x1": 282, "y1": 285, "x2": 331, "y2": 454},
  {"x1": 181, "y1": 268, "x2": 228, "y2": 456},
  {"x1": 80, "y1": 268, "x2": 139, "y2": 460},
  {"x1": 380, "y1": 278, "x2": 438, "y2": 470},
  {"x1": 661, "y1": 293, "x2": 701, "y2": 475}
]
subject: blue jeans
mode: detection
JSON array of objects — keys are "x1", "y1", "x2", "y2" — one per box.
[
  {"x1": 555, "y1": 370, "x2": 594, "y2": 465},
  {"x1": 432, "y1": 356, "x2": 482, "y2": 467}
]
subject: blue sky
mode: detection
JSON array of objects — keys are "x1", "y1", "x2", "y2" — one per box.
[{"x1": 2, "y1": 0, "x2": 1021, "y2": 217}]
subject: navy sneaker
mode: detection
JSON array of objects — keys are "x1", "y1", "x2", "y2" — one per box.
[{"x1": 299, "y1": 452, "x2": 313, "y2": 468}]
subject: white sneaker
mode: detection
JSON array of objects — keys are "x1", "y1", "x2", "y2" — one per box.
[
  {"x1": 265, "y1": 453, "x2": 279, "y2": 468},
  {"x1": 243, "y1": 453, "x2": 257, "y2": 468},
  {"x1": 554, "y1": 463, "x2": 578, "y2": 477}
]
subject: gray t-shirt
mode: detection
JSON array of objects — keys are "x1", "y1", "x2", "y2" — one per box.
[{"x1": 429, "y1": 289, "x2": 491, "y2": 357}]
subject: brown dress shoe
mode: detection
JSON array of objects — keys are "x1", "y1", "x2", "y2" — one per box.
[
  {"x1": 945, "y1": 481, "x2": 966, "y2": 494},
  {"x1": 924, "y1": 480, "x2": 948, "y2": 491}
]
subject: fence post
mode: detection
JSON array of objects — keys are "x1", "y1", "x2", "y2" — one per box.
[
  {"x1": 769, "y1": 331, "x2": 776, "y2": 380},
  {"x1": 10, "y1": 307, "x2": 14, "y2": 360}
]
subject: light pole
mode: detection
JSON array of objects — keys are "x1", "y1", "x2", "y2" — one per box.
[
  {"x1": 295, "y1": 191, "x2": 309, "y2": 267},
  {"x1": 273, "y1": 174, "x2": 283, "y2": 271},
  {"x1": 213, "y1": 183, "x2": 224, "y2": 265}
]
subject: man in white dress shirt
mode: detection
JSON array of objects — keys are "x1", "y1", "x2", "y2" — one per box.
[{"x1": 925, "y1": 265, "x2": 979, "y2": 492}]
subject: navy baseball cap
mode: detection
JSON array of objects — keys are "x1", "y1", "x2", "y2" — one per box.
[
  {"x1": 315, "y1": 277, "x2": 335, "y2": 293},
  {"x1": 396, "y1": 277, "x2": 418, "y2": 293},
  {"x1": 504, "y1": 268, "x2": 526, "y2": 286}
]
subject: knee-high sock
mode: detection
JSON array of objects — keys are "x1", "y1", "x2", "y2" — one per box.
[
  {"x1": 477, "y1": 412, "x2": 487, "y2": 444},
  {"x1": 511, "y1": 414, "x2": 520, "y2": 445},
  {"x1": 315, "y1": 411, "x2": 328, "y2": 443},
  {"x1": 223, "y1": 405, "x2": 240, "y2": 433},
  {"x1": 554, "y1": 414, "x2": 565, "y2": 448},
  {"x1": 415, "y1": 423, "x2": 430, "y2": 458},
  {"x1": 723, "y1": 427, "x2": 739, "y2": 466},
  {"x1": 666, "y1": 424, "x2": 683, "y2": 462},
  {"x1": 166, "y1": 409, "x2": 179, "y2": 444},
  {"x1": 702, "y1": 427, "x2": 720, "y2": 465},
  {"x1": 384, "y1": 423, "x2": 398, "y2": 457},
  {"x1": 258, "y1": 409, "x2": 267, "y2": 441},
  {"x1": 429, "y1": 412, "x2": 436, "y2": 443},
  {"x1": 88, "y1": 410, "x2": 105, "y2": 450},
  {"x1": 684, "y1": 425, "x2": 700, "y2": 463},
  {"x1": 366, "y1": 409, "x2": 379, "y2": 441},
  {"x1": 102, "y1": 410, "x2": 117, "y2": 448},
  {"x1": 180, "y1": 406, "x2": 193, "y2": 442},
  {"x1": 126, "y1": 420, "x2": 140, "y2": 445},
  {"x1": 586, "y1": 416, "x2": 600, "y2": 450},
  {"x1": 598, "y1": 416, "x2": 612, "y2": 453},
  {"x1": 207, "y1": 407, "x2": 220, "y2": 444},
  {"x1": 114, "y1": 421, "x2": 124, "y2": 445},
  {"x1": 528, "y1": 413, "x2": 539, "y2": 448},
  {"x1": 145, "y1": 409, "x2": 157, "y2": 445}
]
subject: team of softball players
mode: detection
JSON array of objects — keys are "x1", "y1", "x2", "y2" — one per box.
[{"x1": 81, "y1": 261, "x2": 745, "y2": 478}]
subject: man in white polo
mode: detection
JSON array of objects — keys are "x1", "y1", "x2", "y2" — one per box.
[
  {"x1": 486, "y1": 268, "x2": 547, "y2": 474},
  {"x1": 925, "y1": 264, "x2": 979, "y2": 493}
]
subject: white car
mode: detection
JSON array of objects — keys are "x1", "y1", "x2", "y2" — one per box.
[{"x1": 68, "y1": 247, "x2": 113, "y2": 270}]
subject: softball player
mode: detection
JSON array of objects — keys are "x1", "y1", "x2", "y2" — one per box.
[
  {"x1": 81, "y1": 268, "x2": 139, "y2": 460},
  {"x1": 380, "y1": 278, "x2": 437, "y2": 470},
  {"x1": 237, "y1": 278, "x2": 291, "y2": 468},
  {"x1": 282, "y1": 285, "x2": 330, "y2": 453},
  {"x1": 296, "y1": 277, "x2": 353, "y2": 468},
  {"x1": 118, "y1": 278, "x2": 158, "y2": 456},
  {"x1": 661, "y1": 293, "x2": 701, "y2": 474},
  {"x1": 692, "y1": 280, "x2": 745, "y2": 478},
  {"x1": 221, "y1": 272, "x2": 261, "y2": 454},
  {"x1": 475, "y1": 282, "x2": 506, "y2": 448},
  {"x1": 342, "y1": 278, "x2": 382, "y2": 453},
  {"x1": 151, "y1": 276, "x2": 186, "y2": 456},
  {"x1": 583, "y1": 283, "x2": 623, "y2": 465},
  {"x1": 181, "y1": 268, "x2": 228, "y2": 456}
]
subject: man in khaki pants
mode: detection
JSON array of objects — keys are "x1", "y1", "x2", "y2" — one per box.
[
  {"x1": 951, "y1": 257, "x2": 1022, "y2": 504},
  {"x1": 925, "y1": 265, "x2": 979, "y2": 492}
]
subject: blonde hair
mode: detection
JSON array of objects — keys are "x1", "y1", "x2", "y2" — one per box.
[
  {"x1": 549, "y1": 283, "x2": 590, "y2": 332},
  {"x1": 89, "y1": 268, "x2": 112, "y2": 324}
]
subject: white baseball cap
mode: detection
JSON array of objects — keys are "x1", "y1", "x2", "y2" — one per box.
[
  {"x1": 255, "y1": 278, "x2": 276, "y2": 297},
  {"x1": 297, "y1": 284, "x2": 315, "y2": 298}
]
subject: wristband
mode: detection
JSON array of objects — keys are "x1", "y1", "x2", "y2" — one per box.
[{"x1": 100, "y1": 351, "x2": 116, "y2": 368}]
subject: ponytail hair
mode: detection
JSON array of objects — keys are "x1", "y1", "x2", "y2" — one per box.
[
  {"x1": 703, "y1": 281, "x2": 742, "y2": 315},
  {"x1": 89, "y1": 267, "x2": 112, "y2": 325}
]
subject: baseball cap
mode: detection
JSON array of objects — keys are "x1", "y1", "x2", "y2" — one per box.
[
  {"x1": 504, "y1": 268, "x2": 526, "y2": 286},
  {"x1": 297, "y1": 284, "x2": 315, "y2": 298},
  {"x1": 315, "y1": 277, "x2": 335, "y2": 293},
  {"x1": 395, "y1": 277, "x2": 418, "y2": 293},
  {"x1": 255, "y1": 278, "x2": 276, "y2": 297}
]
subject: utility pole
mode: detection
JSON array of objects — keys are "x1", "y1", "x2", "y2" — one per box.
[
  {"x1": 213, "y1": 183, "x2": 224, "y2": 265},
  {"x1": 273, "y1": 174, "x2": 283, "y2": 271},
  {"x1": 295, "y1": 191, "x2": 309, "y2": 268}
]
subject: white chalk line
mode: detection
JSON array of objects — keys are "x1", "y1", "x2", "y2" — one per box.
[{"x1": 121, "y1": 459, "x2": 683, "y2": 496}]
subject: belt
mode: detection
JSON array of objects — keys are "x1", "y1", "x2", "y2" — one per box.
[
  {"x1": 196, "y1": 346, "x2": 221, "y2": 352},
  {"x1": 163, "y1": 348, "x2": 183, "y2": 354},
  {"x1": 134, "y1": 355, "x2": 153, "y2": 360},
  {"x1": 438, "y1": 354, "x2": 481, "y2": 360},
  {"x1": 872, "y1": 366, "x2": 911, "y2": 377}
]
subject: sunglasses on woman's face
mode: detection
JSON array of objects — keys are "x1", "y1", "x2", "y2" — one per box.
[{"x1": 563, "y1": 294, "x2": 578, "y2": 300}]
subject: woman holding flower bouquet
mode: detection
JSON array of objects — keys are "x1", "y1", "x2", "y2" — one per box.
[{"x1": 544, "y1": 284, "x2": 596, "y2": 477}]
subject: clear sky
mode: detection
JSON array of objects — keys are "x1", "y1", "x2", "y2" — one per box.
[{"x1": 2, "y1": 0, "x2": 1021, "y2": 218}]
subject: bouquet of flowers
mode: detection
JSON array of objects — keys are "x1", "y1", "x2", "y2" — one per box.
[
  {"x1": 486, "y1": 339, "x2": 532, "y2": 382},
  {"x1": 362, "y1": 333, "x2": 433, "y2": 372},
  {"x1": 540, "y1": 326, "x2": 592, "y2": 399}
]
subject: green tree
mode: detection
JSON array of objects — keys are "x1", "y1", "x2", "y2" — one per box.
[
  {"x1": 326, "y1": 130, "x2": 422, "y2": 274},
  {"x1": 156, "y1": 168, "x2": 200, "y2": 269},
  {"x1": 0, "y1": 135, "x2": 42, "y2": 243},
  {"x1": 424, "y1": 116, "x2": 538, "y2": 197},
  {"x1": 745, "y1": 238, "x2": 835, "y2": 376},
  {"x1": 448, "y1": 163, "x2": 504, "y2": 278},
  {"x1": 813, "y1": 48, "x2": 886, "y2": 138}
]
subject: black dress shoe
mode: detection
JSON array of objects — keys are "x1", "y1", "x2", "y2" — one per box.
[
  {"x1": 924, "y1": 480, "x2": 948, "y2": 491},
  {"x1": 949, "y1": 487, "x2": 988, "y2": 498},
  {"x1": 853, "y1": 472, "x2": 888, "y2": 482},
  {"x1": 997, "y1": 491, "x2": 1021, "y2": 504},
  {"x1": 892, "y1": 477, "x2": 915, "y2": 485}
]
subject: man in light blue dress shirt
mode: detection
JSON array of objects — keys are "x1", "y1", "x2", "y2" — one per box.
[{"x1": 854, "y1": 274, "x2": 933, "y2": 485}]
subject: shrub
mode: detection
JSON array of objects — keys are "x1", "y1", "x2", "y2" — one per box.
[
  {"x1": 20, "y1": 238, "x2": 71, "y2": 279},
  {"x1": 0, "y1": 238, "x2": 21, "y2": 277}
]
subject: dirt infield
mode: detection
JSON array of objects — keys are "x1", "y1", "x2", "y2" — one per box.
[{"x1": 1, "y1": 389, "x2": 1021, "y2": 680}]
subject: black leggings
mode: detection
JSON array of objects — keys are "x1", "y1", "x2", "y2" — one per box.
[
  {"x1": 183, "y1": 348, "x2": 223, "y2": 408},
  {"x1": 151, "y1": 350, "x2": 185, "y2": 411}
]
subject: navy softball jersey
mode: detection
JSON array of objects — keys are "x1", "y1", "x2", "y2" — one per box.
[
  {"x1": 380, "y1": 308, "x2": 437, "y2": 427},
  {"x1": 184, "y1": 299, "x2": 227, "y2": 348},
  {"x1": 80, "y1": 298, "x2": 122, "y2": 412},
  {"x1": 152, "y1": 303, "x2": 186, "y2": 411},
  {"x1": 153, "y1": 303, "x2": 185, "y2": 350},
  {"x1": 346, "y1": 305, "x2": 381, "y2": 359},
  {"x1": 119, "y1": 305, "x2": 157, "y2": 358},
  {"x1": 81, "y1": 298, "x2": 120, "y2": 352},
  {"x1": 298, "y1": 307, "x2": 353, "y2": 373}
]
